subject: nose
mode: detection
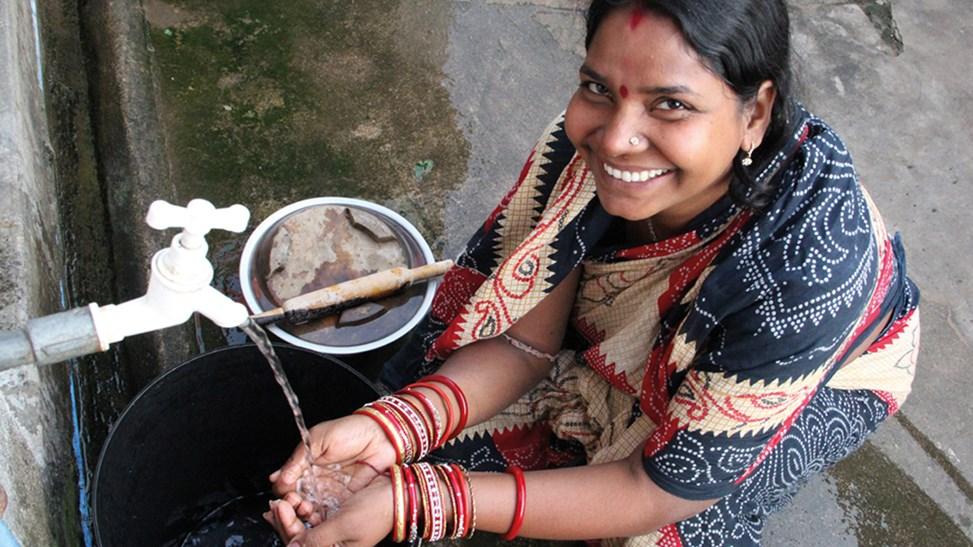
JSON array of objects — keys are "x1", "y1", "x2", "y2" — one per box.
[{"x1": 601, "y1": 104, "x2": 646, "y2": 157}]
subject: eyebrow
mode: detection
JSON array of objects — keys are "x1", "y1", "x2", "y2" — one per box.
[{"x1": 579, "y1": 64, "x2": 698, "y2": 96}]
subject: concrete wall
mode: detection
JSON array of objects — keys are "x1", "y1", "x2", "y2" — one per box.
[
  {"x1": 0, "y1": 0, "x2": 80, "y2": 544},
  {"x1": 0, "y1": 0, "x2": 199, "y2": 543},
  {"x1": 78, "y1": 0, "x2": 195, "y2": 393}
]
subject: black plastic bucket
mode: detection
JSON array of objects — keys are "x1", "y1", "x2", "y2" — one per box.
[{"x1": 93, "y1": 344, "x2": 382, "y2": 546}]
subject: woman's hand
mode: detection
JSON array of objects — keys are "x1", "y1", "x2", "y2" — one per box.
[
  {"x1": 266, "y1": 472, "x2": 393, "y2": 547},
  {"x1": 270, "y1": 413, "x2": 396, "y2": 497}
]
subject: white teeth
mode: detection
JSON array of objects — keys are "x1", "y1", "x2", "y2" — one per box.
[{"x1": 603, "y1": 163, "x2": 670, "y2": 183}]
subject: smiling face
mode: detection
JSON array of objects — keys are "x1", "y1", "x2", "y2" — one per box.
[{"x1": 565, "y1": 7, "x2": 755, "y2": 236}]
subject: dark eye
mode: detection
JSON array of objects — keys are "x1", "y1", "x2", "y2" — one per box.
[
  {"x1": 582, "y1": 81, "x2": 610, "y2": 96},
  {"x1": 656, "y1": 98, "x2": 688, "y2": 111}
]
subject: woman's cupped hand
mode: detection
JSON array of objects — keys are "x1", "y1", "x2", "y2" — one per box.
[
  {"x1": 269, "y1": 413, "x2": 396, "y2": 495},
  {"x1": 264, "y1": 413, "x2": 397, "y2": 544},
  {"x1": 265, "y1": 471, "x2": 394, "y2": 547}
]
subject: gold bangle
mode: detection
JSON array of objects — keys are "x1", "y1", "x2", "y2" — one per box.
[
  {"x1": 414, "y1": 464, "x2": 433, "y2": 540},
  {"x1": 461, "y1": 467, "x2": 477, "y2": 538},
  {"x1": 389, "y1": 465, "x2": 406, "y2": 542}
]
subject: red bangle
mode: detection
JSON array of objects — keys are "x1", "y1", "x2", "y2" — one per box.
[
  {"x1": 434, "y1": 465, "x2": 459, "y2": 538},
  {"x1": 455, "y1": 464, "x2": 477, "y2": 538},
  {"x1": 410, "y1": 381, "x2": 455, "y2": 445},
  {"x1": 414, "y1": 464, "x2": 433, "y2": 540},
  {"x1": 502, "y1": 465, "x2": 526, "y2": 541},
  {"x1": 382, "y1": 396, "x2": 428, "y2": 459},
  {"x1": 442, "y1": 464, "x2": 466, "y2": 538},
  {"x1": 395, "y1": 386, "x2": 439, "y2": 446},
  {"x1": 369, "y1": 403, "x2": 415, "y2": 463},
  {"x1": 402, "y1": 465, "x2": 420, "y2": 543},
  {"x1": 422, "y1": 374, "x2": 470, "y2": 435}
]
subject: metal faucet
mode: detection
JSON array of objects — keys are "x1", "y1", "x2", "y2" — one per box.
[{"x1": 0, "y1": 199, "x2": 251, "y2": 371}]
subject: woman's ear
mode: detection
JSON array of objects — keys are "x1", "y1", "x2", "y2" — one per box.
[{"x1": 745, "y1": 80, "x2": 777, "y2": 149}]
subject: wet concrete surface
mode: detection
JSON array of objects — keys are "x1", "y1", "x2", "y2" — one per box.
[
  {"x1": 143, "y1": 0, "x2": 468, "y2": 250},
  {"x1": 95, "y1": 0, "x2": 973, "y2": 544},
  {"x1": 142, "y1": 0, "x2": 472, "y2": 353}
]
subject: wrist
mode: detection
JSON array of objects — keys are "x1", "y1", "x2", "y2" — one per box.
[{"x1": 347, "y1": 412, "x2": 398, "y2": 467}]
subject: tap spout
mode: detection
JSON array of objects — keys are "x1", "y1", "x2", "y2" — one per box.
[
  {"x1": 0, "y1": 199, "x2": 251, "y2": 371},
  {"x1": 194, "y1": 286, "x2": 251, "y2": 328},
  {"x1": 90, "y1": 250, "x2": 249, "y2": 347}
]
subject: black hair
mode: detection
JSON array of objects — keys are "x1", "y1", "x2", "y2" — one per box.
[{"x1": 585, "y1": 0, "x2": 795, "y2": 210}]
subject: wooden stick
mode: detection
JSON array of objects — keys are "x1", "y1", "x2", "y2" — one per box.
[{"x1": 250, "y1": 259, "x2": 453, "y2": 326}]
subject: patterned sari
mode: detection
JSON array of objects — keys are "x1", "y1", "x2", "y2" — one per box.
[{"x1": 383, "y1": 106, "x2": 920, "y2": 546}]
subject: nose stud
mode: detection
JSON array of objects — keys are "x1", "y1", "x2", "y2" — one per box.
[{"x1": 629, "y1": 136, "x2": 640, "y2": 146}]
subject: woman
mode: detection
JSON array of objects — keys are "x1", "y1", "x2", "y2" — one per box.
[{"x1": 266, "y1": 1, "x2": 920, "y2": 545}]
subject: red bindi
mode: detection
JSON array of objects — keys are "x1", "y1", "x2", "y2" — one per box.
[
  {"x1": 619, "y1": 85, "x2": 629, "y2": 98},
  {"x1": 628, "y1": 8, "x2": 645, "y2": 30}
]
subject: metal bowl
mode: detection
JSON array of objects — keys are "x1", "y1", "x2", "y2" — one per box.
[{"x1": 239, "y1": 197, "x2": 437, "y2": 354}]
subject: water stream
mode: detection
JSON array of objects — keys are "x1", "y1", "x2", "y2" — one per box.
[
  {"x1": 238, "y1": 319, "x2": 352, "y2": 520},
  {"x1": 240, "y1": 319, "x2": 314, "y2": 456}
]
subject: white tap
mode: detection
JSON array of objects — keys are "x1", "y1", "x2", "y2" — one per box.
[
  {"x1": 89, "y1": 199, "x2": 251, "y2": 349},
  {"x1": 0, "y1": 199, "x2": 253, "y2": 370}
]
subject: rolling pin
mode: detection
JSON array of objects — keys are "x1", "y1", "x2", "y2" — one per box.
[{"x1": 250, "y1": 259, "x2": 453, "y2": 326}]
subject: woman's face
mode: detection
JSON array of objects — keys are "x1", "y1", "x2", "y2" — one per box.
[{"x1": 565, "y1": 7, "x2": 752, "y2": 232}]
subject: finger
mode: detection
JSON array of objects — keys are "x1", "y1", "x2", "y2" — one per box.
[
  {"x1": 263, "y1": 501, "x2": 293, "y2": 541},
  {"x1": 296, "y1": 498, "x2": 316, "y2": 519},
  {"x1": 269, "y1": 470, "x2": 281, "y2": 483},
  {"x1": 291, "y1": 521, "x2": 341, "y2": 547},
  {"x1": 279, "y1": 444, "x2": 312, "y2": 485},
  {"x1": 273, "y1": 499, "x2": 307, "y2": 539},
  {"x1": 280, "y1": 489, "x2": 314, "y2": 520},
  {"x1": 283, "y1": 491, "x2": 304, "y2": 507}
]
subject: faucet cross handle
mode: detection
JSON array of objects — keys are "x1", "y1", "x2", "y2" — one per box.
[{"x1": 147, "y1": 199, "x2": 250, "y2": 247}]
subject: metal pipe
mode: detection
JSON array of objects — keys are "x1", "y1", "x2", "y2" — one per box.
[{"x1": 0, "y1": 306, "x2": 105, "y2": 372}]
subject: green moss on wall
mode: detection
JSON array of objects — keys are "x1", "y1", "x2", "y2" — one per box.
[{"x1": 144, "y1": 0, "x2": 467, "y2": 347}]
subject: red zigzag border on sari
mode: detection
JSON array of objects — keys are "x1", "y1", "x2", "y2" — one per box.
[
  {"x1": 427, "y1": 266, "x2": 488, "y2": 360},
  {"x1": 483, "y1": 149, "x2": 536, "y2": 233},
  {"x1": 469, "y1": 159, "x2": 591, "y2": 335},
  {"x1": 639, "y1": 212, "x2": 752, "y2": 438},
  {"x1": 576, "y1": 316, "x2": 637, "y2": 396}
]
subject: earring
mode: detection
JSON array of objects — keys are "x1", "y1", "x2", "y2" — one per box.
[
  {"x1": 741, "y1": 142, "x2": 755, "y2": 166},
  {"x1": 629, "y1": 136, "x2": 640, "y2": 146}
]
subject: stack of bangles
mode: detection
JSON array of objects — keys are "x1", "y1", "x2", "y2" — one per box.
[
  {"x1": 353, "y1": 376, "x2": 528, "y2": 542},
  {"x1": 389, "y1": 462, "x2": 476, "y2": 542},
  {"x1": 353, "y1": 374, "x2": 469, "y2": 464},
  {"x1": 387, "y1": 463, "x2": 527, "y2": 542}
]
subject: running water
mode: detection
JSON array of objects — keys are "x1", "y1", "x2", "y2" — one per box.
[{"x1": 239, "y1": 318, "x2": 352, "y2": 519}]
